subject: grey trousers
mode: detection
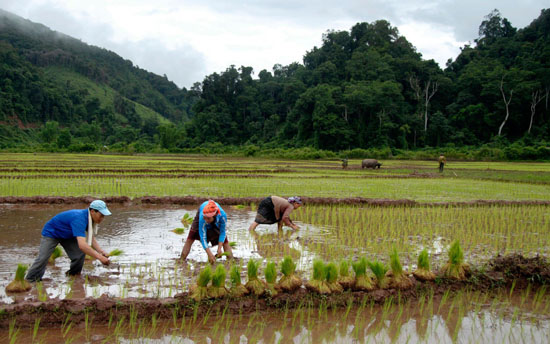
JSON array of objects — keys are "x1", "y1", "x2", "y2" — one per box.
[{"x1": 26, "y1": 236, "x2": 85, "y2": 282}]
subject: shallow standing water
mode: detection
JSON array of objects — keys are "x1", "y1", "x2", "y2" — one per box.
[{"x1": 0, "y1": 204, "x2": 320, "y2": 303}]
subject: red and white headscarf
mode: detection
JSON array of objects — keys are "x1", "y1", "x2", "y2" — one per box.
[{"x1": 202, "y1": 200, "x2": 219, "y2": 217}]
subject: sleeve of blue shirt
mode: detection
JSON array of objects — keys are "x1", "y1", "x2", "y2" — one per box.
[
  {"x1": 197, "y1": 202, "x2": 209, "y2": 250},
  {"x1": 217, "y1": 207, "x2": 227, "y2": 244},
  {"x1": 70, "y1": 211, "x2": 88, "y2": 238}
]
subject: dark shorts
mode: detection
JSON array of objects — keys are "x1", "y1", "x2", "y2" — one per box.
[
  {"x1": 254, "y1": 196, "x2": 278, "y2": 224},
  {"x1": 186, "y1": 210, "x2": 228, "y2": 246}
]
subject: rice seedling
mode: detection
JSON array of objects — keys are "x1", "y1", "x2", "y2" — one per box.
[
  {"x1": 277, "y1": 256, "x2": 302, "y2": 292},
  {"x1": 368, "y1": 260, "x2": 389, "y2": 289},
  {"x1": 413, "y1": 249, "x2": 435, "y2": 281},
  {"x1": 264, "y1": 261, "x2": 280, "y2": 296},
  {"x1": 181, "y1": 213, "x2": 194, "y2": 226},
  {"x1": 387, "y1": 248, "x2": 414, "y2": 289},
  {"x1": 109, "y1": 249, "x2": 123, "y2": 256},
  {"x1": 305, "y1": 260, "x2": 331, "y2": 294},
  {"x1": 189, "y1": 265, "x2": 212, "y2": 301},
  {"x1": 5, "y1": 264, "x2": 31, "y2": 292},
  {"x1": 441, "y1": 240, "x2": 470, "y2": 280},
  {"x1": 49, "y1": 246, "x2": 63, "y2": 264},
  {"x1": 337, "y1": 260, "x2": 354, "y2": 290},
  {"x1": 325, "y1": 262, "x2": 343, "y2": 293},
  {"x1": 172, "y1": 227, "x2": 186, "y2": 234},
  {"x1": 208, "y1": 264, "x2": 227, "y2": 299},
  {"x1": 245, "y1": 259, "x2": 265, "y2": 295},
  {"x1": 352, "y1": 258, "x2": 375, "y2": 291}
]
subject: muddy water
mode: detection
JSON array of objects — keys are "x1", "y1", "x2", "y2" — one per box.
[
  {"x1": 0, "y1": 204, "x2": 321, "y2": 303},
  {"x1": 7, "y1": 290, "x2": 550, "y2": 344}
]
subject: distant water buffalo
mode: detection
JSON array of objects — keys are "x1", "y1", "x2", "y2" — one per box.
[{"x1": 362, "y1": 159, "x2": 382, "y2": 169}]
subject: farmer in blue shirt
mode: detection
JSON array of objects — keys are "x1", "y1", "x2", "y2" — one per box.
[
  {"x1": 180, "y1": 199, "x2": 234, "y2": 264},
  {"x1": 26, "y1": 200, "x2": 112, "y2": 282}
]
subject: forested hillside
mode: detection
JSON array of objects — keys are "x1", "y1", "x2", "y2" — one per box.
[{"x1": 1, "y1": 8, "x2": 549, "y2": 157}]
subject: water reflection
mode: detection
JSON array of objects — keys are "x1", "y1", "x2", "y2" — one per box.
[{"x1": 0, "y1": 204, "x2": 322, "y2": 303}]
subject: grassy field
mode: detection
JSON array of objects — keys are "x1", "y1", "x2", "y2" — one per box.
[{"x1": 1, "y1": 153, "x2": 550, "y2": 201}]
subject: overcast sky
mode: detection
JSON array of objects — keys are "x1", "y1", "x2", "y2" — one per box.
[{"x1": 0, "y1": 0, "x2": 546, "y2": 89}]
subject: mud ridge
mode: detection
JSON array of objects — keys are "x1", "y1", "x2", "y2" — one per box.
[
  {"x1": 2, "y1": 196, "x2": 550, "y2": 207},
  {"x1": 0, "y1": 254, "x2": 548, "y2": 328}
]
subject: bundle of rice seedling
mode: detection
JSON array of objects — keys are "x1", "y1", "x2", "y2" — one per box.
[
  {"x1": 245, "y1": 259, "x2": 265, "y2": 295},
  {"x1": 277, "y1": 256, "x2": 302, "y2": 292},
  {"x1": 208, "y1": 264, "x2": 227, "y2": 298},
  {"x1": 189, "y1": 265, "x2": 212, "y2": 301},
  {"x1": 109, "y1": 249, "x2": 123, "y2": 256},
  {"x1": 228, "y1": 265, "x2": 249, "y2": 297},
  {"x1": 325, "y1": 262, "x2": 343, "y2": 293},
  {"x1": 264, "y1": 261, "x2": 280, "y2": 296},
  {"x1": 441, "y1": 240, "x2": 470, "y2": 280},
  {"x1": 352, "y1": 258, "x2": 375, "y2": 291},
  {"x1": 413, "y1": 249, "x2": 436, "y2": 281},
  {"x1": 305, "y1": 260, "x2": 331, "y2": 294},
  {"x1": 181, "y1": 213, "x2": 193, "y2": 226},
  {"x1": 368, "y1": 260, "x2": 389, "y2": 289},
  {"x1": 337, "y1": 260, "x2": 354, "y2": 290},
  {"x1": 386, "y1": 248, "x2": 414, "y2": 289},
  {"x1": 48, "y1": 246, "x2": 63, "y2": 264},
  {"x1": 6, "y1": 264, "x2": 31, "y2": 292}
]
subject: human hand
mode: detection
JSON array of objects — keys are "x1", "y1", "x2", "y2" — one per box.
[
  {"x1": 207, "y1": 251, "x2": 216, "y2": 264},
  {"x1": 99, "y1": 256, "x2": 110, "y2": 266}
]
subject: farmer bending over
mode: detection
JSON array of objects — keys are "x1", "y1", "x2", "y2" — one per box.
[
  {"x1": 180, "y1": 200, "x2": 234, "y2": 264},
  {"x1": 26, "y1": 200, "x2": 111, "y2": 282},
  {"x1": 249, "y1": 196, "x2": 303, "y2": 232}
]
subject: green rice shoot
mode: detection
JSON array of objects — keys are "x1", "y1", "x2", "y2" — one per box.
[
  {"x1": 325, "y1": 262, "x2": 338, "y2": 283},
  {"x1": 197, "y1": 265, "x2": 212, "y2": 287},
  {"x1": 211, "y1": 265, "x2": 226, "y2": 288},
  {"x1": 229, "y1": 265, "x2": 242, "y2": 286},
  {"x1": 280, "y1": 256, "x2": 296, "y2": 277},
  {"x1": 265, "y1": 261, "x2": 277, "y2": 284},
  {"x1": 312, "y1": 260, "x2": 326, "y2": 281},
  {"x1": 418, "y1": 249, "x2": 430, "y2": 270},
  {"x1": 352, "y1": 257, "x2": 367, "y2": 277},
  {"x1": 339, "y1": 260, "x2": 350, "y2": 277},
  {"x1": 15, "y1": 264, "x2": 28, "y2": 282},
  {"x1": 247, "y1": 259, "x2": 259, "y2": 279}
]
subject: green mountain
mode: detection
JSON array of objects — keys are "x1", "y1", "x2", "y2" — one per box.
[
  {"x1": 0, "y1": 9, "x2": 197, "y2": 150},
  {"x1": 1, "y1": 8, "x2": 549, "y2": 156}
]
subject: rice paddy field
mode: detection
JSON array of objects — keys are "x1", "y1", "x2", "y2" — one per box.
[{"x1": 1, "y1": 152, "x2": 549, "y2": 343}]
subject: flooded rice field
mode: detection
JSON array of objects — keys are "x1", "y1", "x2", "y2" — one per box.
[{"x1": 1, "y1": 204, "x2": 550, "y2": 343}]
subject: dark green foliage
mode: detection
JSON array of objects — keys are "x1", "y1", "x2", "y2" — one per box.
[{"x1": 1, "y1": 8, "x2": 550, "y2": 153}]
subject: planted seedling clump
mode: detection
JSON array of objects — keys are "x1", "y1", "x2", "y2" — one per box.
[
  {"x1": 413, "y1": 249, "x2": 436, "y2": 281},
  {"x1": 337, "y1": 260, "x2": 354, "y2": 290},
  {"x1": 352, "y1": 258, "x2": 375, "y2": 291},
  {"x1": 189, "y1": 265, "x2": 212, "y2": 301},
  {"x1": 305, "y1": 260, "x2": 331, "y2": 294},
  {"x1": 264, "y1": 261, "x2": 280, "y2": 296},
  {"x1": 325, "y1": 262, "x2": 343, "y2": 293},
  {"x1": 49, "y1": 246, "x2": 63, "y2": 264},
  {"x1": 277, "y1": 256, "x2": 302, "y2": 292},
  {"x1": 386, "y1": 249, "x2": 414, "y2": 289},
  {"x1": 228, "y1": 265, "x2": 249, "y2": 297},
  {"x1": 442, "y1": 240, "x2": 470, "y2": 280},
  {"x1": 208, "y1": 264, "x2": 227, "y2": 298},
  {"x1": 6, "y1": 264, "x2": 31, "y2": 293},
  {"x1": 245, "y1": 259, "x2": 265, "y2": 295},
  {"x1": 368, "y1": 260, "x2": 389, "y2": 289}
]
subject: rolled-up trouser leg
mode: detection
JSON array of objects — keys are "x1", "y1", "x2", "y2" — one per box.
[
  {"x1": 26, "y1": 236, "x2": 59, "y2": 282},
  {"x1": 60, "y1": 238, "x2": 85, "y2": 276}
]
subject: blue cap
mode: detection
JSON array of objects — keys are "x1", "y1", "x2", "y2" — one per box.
[{"x1": 90, "y1": 200, "x2": 112, "y2": 216}]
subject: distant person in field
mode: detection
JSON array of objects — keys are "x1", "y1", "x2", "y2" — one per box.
[
  {"x1": 180, "y1": 199, "x2": 234, "y2": 264},
  {"x1": 438, "y1": 154, "x2": 447, "y2": 173},
  {"x1": 249, "y1": 196, "x2": 303, "y2": 232},
  {"x1": 26, "y1": 200, "x2": 112, "y2": 282}
]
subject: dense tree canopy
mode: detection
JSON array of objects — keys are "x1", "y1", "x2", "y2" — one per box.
[{"x1": 1, "y1": 8, "x2": 549, "y2": 154}]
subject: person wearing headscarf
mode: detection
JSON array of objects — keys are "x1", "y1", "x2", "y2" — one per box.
[
  {"x1": 180, "y1": 199, "x2": 233, "y2": 264},
  {"x1": 26, "y1": 200, "x2": 112, "y2": 282},
  {"x1": 248, "y1": 196, "x2": 303, "y2": 232}
]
